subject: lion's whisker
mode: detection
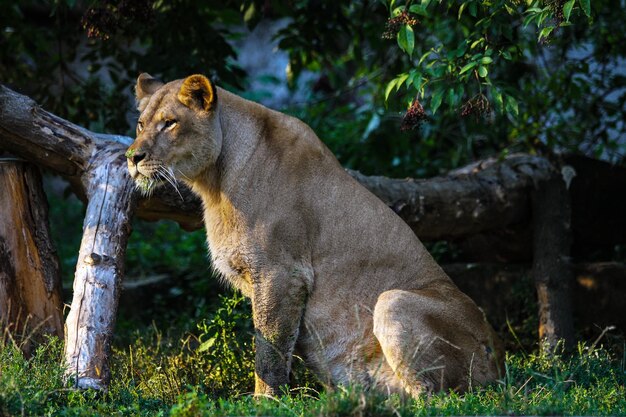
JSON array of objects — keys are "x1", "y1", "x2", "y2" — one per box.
[
  {"x1": 157, "y1": 166, "x2": 184, "y2": 201},
  {"x1": 176, "y1": 168, "x2": 193, "y2": 182},
  {"x1": 167, "y1": 168, "x2": 185, "y2": 201}
]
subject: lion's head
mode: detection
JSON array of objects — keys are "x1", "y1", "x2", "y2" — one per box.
[{"x1": 125, "y1": 73, "x2": 220, "y2": 195}]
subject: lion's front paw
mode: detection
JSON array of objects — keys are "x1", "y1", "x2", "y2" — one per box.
[{"x1": 254, "y1": 374, "x2": 285, "y2": 398}]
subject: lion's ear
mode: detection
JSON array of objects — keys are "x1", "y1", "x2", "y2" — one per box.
[
  {"x1": 135, "y1": 73, "x2": 164, "y2": 111},
  {"x1": 178, "y1": 74, "x2": 217, "y2": 112}
]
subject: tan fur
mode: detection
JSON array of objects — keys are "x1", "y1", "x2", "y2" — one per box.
[{"x1": 126, "y1": 73, "x2": 504, "y2": 397}]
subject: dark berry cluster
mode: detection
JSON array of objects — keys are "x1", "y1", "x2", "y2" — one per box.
[
  {"x1": 82, "y1": 6, "x2": 115, "y2": 40},
  {"x1": 551, "y1": 0, "x2": 566, "y2": 25},
  {"x1": 460, "y1": 94, "x2": 491, "y2": 119},
  {"x1": 382, "y1": 11, "x2": 419, "y2": 39},
  {"x1": 401, "y1": 99, "x2": 426, "y2": 131},
  {"x1": 82, "y1": 0, "x2": 154, "y2": 40}
]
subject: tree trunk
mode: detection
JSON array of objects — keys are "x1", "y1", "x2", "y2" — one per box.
[
  {"x1": 446, "y1": 262, "x2": 626, "y2": 341},
  {"x1": 0, "y1": 158, "x2": 63, "y2": 353},
  {"x1": 531, "y1": 175, "x2": 575, "y2": 350},
  {"x1": 63, "y1": 148, "x2": 137, "y2": 390}
]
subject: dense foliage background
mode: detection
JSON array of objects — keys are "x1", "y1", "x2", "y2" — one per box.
[
  {"x1": 1, "y1": 1, "x2": 625, "y2": 415},
  {"x1": 3, "y1": 0, "x2": 624, "y2": 178}
]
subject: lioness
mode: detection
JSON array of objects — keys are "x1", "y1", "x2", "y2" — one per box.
[{"x1": 126, "y1": 73, "x2": 503, "y2": 397}]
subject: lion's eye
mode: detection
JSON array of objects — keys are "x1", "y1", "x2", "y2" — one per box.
[
  {"x1": 164, "y1": 119, "x2": 177, "y2": 130},
  {"x1": 137, "y1": 121, "x2": 144, "y2": 132}
]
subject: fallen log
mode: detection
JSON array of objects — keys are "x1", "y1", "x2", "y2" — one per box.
[{"x1": 348, "y1": 156, "x2": 554, "y2": 240}]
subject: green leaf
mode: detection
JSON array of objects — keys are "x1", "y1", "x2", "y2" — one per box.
[
  {"x1": 446, "y1": 87, "x2": 457, "y2": 106},
  {"x1": 459, "y1": 61, "x2": 477, "y2": 75},
  {"x1": 453, "y1": 44, "x2": 467, "y2": 58},
  {"x1": 470, "y1": 38, "x2": 483, "y2": 49},
  {"x1": 406, "y1": 70, "x2": 419, "y2": 87},
  {"x1": 198, "y1": 337, "x2": 216, "y2": 353},
  {"x1": 431, "y1": 89, "x2": 444, "y2": 115},
  {"x1": 406, "y1": 25, "x2": 415, "y2": 56},
  {"x1": 419, "y1": 50, "x2": 433, "y2": 65},
  {"x1": 579, "y1": 0, "x2": 591, "y2": 17},
  {"x1": 412, "y1": 74, "x2": 423, "y2": 91},
  {"x1": 455, "y1": 84, "x2": 465, "y2": 104},
  {"x1": 392, "y1": 6, "x2": 405, "y2": 17},
  {"x1": 539, "y1": 26, "x2": 554, "y2": 41},
  {"x1": 397, "y1": 25, "x2": 415, "y2": 56},
  {"x1": 492, "y1": 88, "x2": 503, "y2": 114},
  {"x1": 396, "y1": 73, "x2": 410, "y2": 88},
  {"x1": 537, "y1": 11, "x2": 550, "y2": 27},
  {"x1": 458, "y1": 2, "x2": 467, "y2": 20},
  {"x1": 243, "y1": 2, "x2": 256, "y2": 23},
  {"x1": 505, "y1": 95, "x2": 519, "y2": 118},
  {"x1": 480, "y1": 56, "x2": 493, "y2": 65},
  {"x1": 384, "y1": 78, "x2": 399, "y2": 102},
  {"x1": 409, "y1": 4, "x2": 428, "y2": 16},
  {"x1": 563, "y1": 0, "x2": 575, "y2": 21},
  {"x1": 523, "y1": 13, "x2": 538, "y2": 27},
  {"x1": 468, "y1": 2, "x2": 477, "y2": 17},
  {"x1": 478, "y1": 65, "x2": 488, "y2": 78}
]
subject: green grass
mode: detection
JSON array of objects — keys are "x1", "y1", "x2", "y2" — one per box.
[{"x1": 2, "y1": 300, "x2": 625, "y2": 417}]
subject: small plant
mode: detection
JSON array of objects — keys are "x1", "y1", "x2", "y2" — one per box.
[{"x1": 193, "y1": 292, "x2": 256, "y2": 396}]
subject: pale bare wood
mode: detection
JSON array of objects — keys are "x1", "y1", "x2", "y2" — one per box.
[{"x1": 62, "y1": 148, "x2": 137, "y2": 389}]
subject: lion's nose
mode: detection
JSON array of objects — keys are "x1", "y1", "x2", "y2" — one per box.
[{"x1": 129, "y1": 152, "x2": 146, "y2": 165}]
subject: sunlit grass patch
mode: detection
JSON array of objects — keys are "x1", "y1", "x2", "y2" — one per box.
[{"x1": 2, "y1": 296, "x2": 624, "y2": 416}]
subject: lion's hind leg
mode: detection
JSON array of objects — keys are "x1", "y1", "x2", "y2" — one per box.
[{"x1": 372, "y1": 284, "x2": 502, "y2": 398}]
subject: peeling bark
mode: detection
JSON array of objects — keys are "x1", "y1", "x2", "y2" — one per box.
[
  {"x1": 63, "y1": 148, "x2": 137, "y2": 389},
  {"x1": 0, "y1": 87, "x2": 93, "y2": 177},
  {"x1": 0, "y1": 159, "x2": 63, "y2": 352}
]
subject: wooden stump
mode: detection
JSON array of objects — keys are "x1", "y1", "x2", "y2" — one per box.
[
  {"x1": 0, "y1": 158, "x2": 63, "y2": 352},
  {"x1": 532, "y1": 174, "x2": 575, "y2": 350}
]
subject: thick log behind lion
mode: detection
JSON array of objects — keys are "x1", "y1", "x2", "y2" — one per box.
[{"x1": 125, "y1": 73, "x2": 504, "y2": 397}]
